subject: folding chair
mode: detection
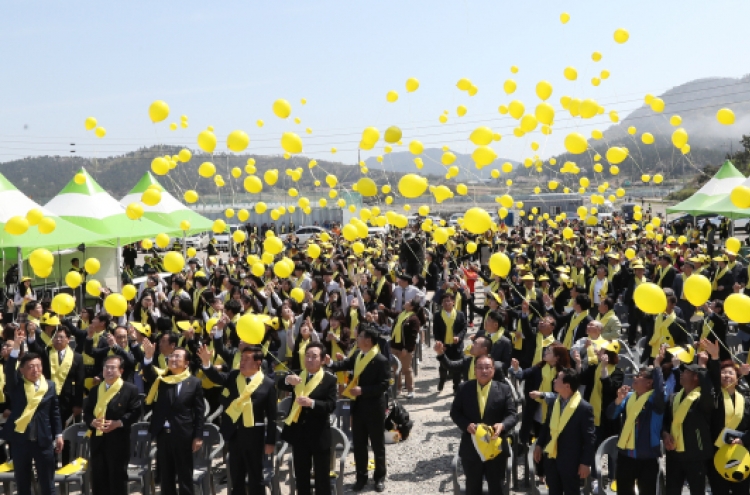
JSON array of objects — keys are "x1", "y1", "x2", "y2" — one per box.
[
  {"x1": 192, "y1": 424, "x2": 224, "y2": 495},
  {"x1": 332, "y1": 399, "x2": 352, "y2": 441},
  {"x1": 127, "y1": 422, "x2": 155, "y2": 495},
  {"x1": 277, "y1": 396, "x2": 293, "y2": 425},
  {"x1": 55, "y1": 423, "x2": 91, "y2": 495}
]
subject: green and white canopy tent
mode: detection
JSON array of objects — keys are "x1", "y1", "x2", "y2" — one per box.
[
  {"x1": 44, "y1": 168, "x2": 171, "y2": 245},
  {"x1": 0, "y1": 172, "x2": 114, "y2": 286},
  {"x1": 119, "y1": 172, "x2": 214, "y2": 235},
  {"x1": 666, "y1": 160, "x2": 746, "y2": 216},
  {"x1": 694, "y1": 173, "x2": 750, "y2": 220}
]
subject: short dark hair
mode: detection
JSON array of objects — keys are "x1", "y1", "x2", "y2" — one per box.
[
  {"x1": 225, "y1": 300, "x2": 242, "y2": 316},
  {"x1": 559, "y1": 367, "x2": 580, "y2": 392},
  {"x1": 475, "y1": 354, "x2": 494, "y2": 368},
  {"x1": 56, "y1": 326, "x2": 73, "y2": 338},
  {"x1": 104, "y1": 355, "x2": 125, "y2": 369},
  {"x1": 601, "y1": 297, "x2": 614, "y2": 311},
  {"x1": 486, "y1": 311, "x2": 503, "y2": 328},
  {"x1": 305, "y1": 342, "x2": 326, "y2": 357},
  {"x1": 160, "y1": 332, "x2": 179, "y2": 346},
  {"x1": 172, "y1": 347, "x2": 190, "y2": 361},
  {"x1": 574, "y1": 294, "x2": 591, "y2": 311},
  {"x1": 19, "y1": 352, "x2": 42, "y2": 368},
  {"x1": 440, "y1": 292, "x2": 455, "y2": 303},
  {"x1": 358, "y1": 323, "x2": 380, "y2": 346},
  {"x1": 95, "y1": 311, "x2": 112, "y2": 328},
  {"x1": 474, "y1": 335, "x2": 493, "y2": 355},
  {"x1": 241, "y1": 346, "x2": 264, "y2": 362}
]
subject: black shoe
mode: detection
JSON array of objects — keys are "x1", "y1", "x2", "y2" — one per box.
[
  {"x1": 351, "y1": 480, "x2": 367, "y2": 492},
  {"x1": 375, "y1": 480, "x2": 385, "y2": 492},
  {"x1": 438, "y1": 377, "x2": 445, "y2": 392}
]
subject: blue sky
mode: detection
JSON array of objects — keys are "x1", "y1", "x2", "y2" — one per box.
[{"x1": 1, "y1": 0, "x2": 749, "y2": 166}]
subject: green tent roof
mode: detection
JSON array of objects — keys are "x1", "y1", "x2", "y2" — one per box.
[
  {"x1": 119, "y1": 172, "x2": 214, "y2": 235},
  {"x1": 44, "y1": 168, "x2": 173, "y2": 246},
  {"x1": 666, "y1": 160, "x2": 746, "y2": 216}
]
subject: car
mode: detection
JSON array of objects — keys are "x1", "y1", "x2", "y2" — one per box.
[
  {"x1": 448, "y1": 213, "x2": 462, "y2": 227},
  {"x1": 368, "y1": 226, "x2": 389, "y2": 237},
  {"x1": 184, "y1": 232, "x2": 210, "y2": 250},
  {"x1": 734, "y1": 217, "x2": 750, "y2": 234},
  {"x1": 293, "y1": 226, "x2": 330, "y2": 243}
]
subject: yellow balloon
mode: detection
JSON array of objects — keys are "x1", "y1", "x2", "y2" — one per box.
[
  {"x1": 398, "y1": 174, "x2": 429, "y2": 198},
  {"x1": 94, "y1": 127, "x2": 106, "y2": 138},
  {"x1": 386, "y1": 90, "x2": 399, "y2": 102},
  {"x1": 244, "y1": 175, "x2": 263, "y2": 194},
  {"x1": 342, "y1": 224, "x2": 359, "y2": 242},
  {"x1": 563, "y1": 67, "x2": 577, "y2": 81},
  {"x1": 84, "y1": 117, "x2": 97, "y2": 131},
  {"x1": 184, "y1": 190, "x2": 199, "y2": 204},
  {"x1": 717, "y1": 108, "x2": 735, "y2": 125},
  {"x1": 408, "y1": 140, "x2": 424, "y2": 155},
  {"x1": 463, "y1": 208, "x2": 492, "y2": 234},
  {"x1": 405, "y1": 77, "x2": 420, "y2": 92},
  {"x1": 727, "y1": 237, "x2": 742, "y2": 254},
  {"x1": 197, "y1": 129, "x2": 217, "y2": 153},
  {"x1": 65, "y1": 271, "x2": 82, "y2": 289},
  {"x1": 535, "y1": 103, "x2": 555, "y2": 125},
  {"x1": 281, "y1": 132, "x2": 303, "y2": 154},
  {"x1": 536, "y1": 81, "x2": 553, "y2": 100},
  {"x1": 731, "y1": 186, "x2": 750, "y2": 209},
  {"x1": 148, "y1": 100, "x2": 169, "y2": 123},
  {"x1": 433, "y1": 228, "x2": 449, "y2": 244},
  {"x1": 237, "y1": 314, "x2": 266, "y2": 344},
  {"x1": 51, "y1": 293, "x2": 75, "y2": 316},
  {"x1": 74, "y1": 173, "x2": 86, "y2": 185},
  {"x1": 273, "y1": 99, "x2": 292, "y2": 119},
  {"x1": 634, "y1": 283, "x2": 666, "y2": 315},
  {"x1": 155, "y1": 233, "x2": 170, "y2": 249},
  {"x1": 83, "y1": 258, "x2": 100, "y2": 275},
  {"x1": 489, "y1": 252, "x2": 511, "y2": 277},
  {"x1": 164, "y1": 252, "x2": 185, "y2": 274},
  {"x1": 212, "y1": 219, "x2": 226, "y2": 234},
  {"x1": 726, "y1": 294, "x2": 750, "y2": 323},
  {"x1": 264, "y1": 169, "x2": 279, "y2": 186},
  {"x1": 472, "y1": 146, "x2": 497, "y2": 168},
  {"x1": 227, "y1": 130, "x2": 250, "y2": 152},
  {"x1": 508, "y1": 100, "x2": 525, "y2": 120},
  {"x1": 37, "y1": 217, "x2": 56, "y2": 235},
  {"x1": 672, "y1": 128, "x2": 689, "y2": 149},
  {"x1": 198, "y1": 162, "x2": 216, "y2": 178},
  {"x1": 684, "y1": 274, "x2": 712, "y2": 307},
  {"x1": 560, "y1": 12, "x2": 570, "y2": 23},
  {"x1": 141, "y1": 189, "x2": 161, "y2": 206},
  {"x1": 503, "y1": 79, "x2": 517, "y2": 95},
  {"x1": 178, "y1": 149, "x2": 192, "y2": 162},
  {"x1": 606, "y1": 147, "x2": 628, "y2": 164},
  {"x1": 86, "y1": 280, "x2": 102, "y2": 298},
  {"x1": 384, "y1": 126, "x2": 402, "y2": 144},
  {"x1": 613, "y1": 28, "x2": 629, "y2": 44},
  {"x1": 264, "y1": 236, "x2": 283, "y2": 255},
  {"x1": 564, "y1": 133, "x2": 588, "y2": 154}
]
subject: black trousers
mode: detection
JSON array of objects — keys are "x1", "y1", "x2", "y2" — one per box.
[
  {"x1": 228, "y1": 427, "x2": 265, "y2": 495},
  {"x1": 665, "y1": 456, "x2": 706, "y2": 495},
  {"x1": 352, "y1": 409, "x2": 386, "y2": 482},
  {"x1": 462, "y1": 453, "x2": 507, "y2": 495},
  {"x1": 544, "y1": 457, "x2": 581, "y2": 495},
  {"x1": 91, "y1": 436, "x2": 130, "y2": 495},
  {"x1": 157, "y1": 429, "x2": 195, "y2": 495},
  {"x1": 626, "y1": 304, "x2": 641, "y2": 346},
  {"x1": 291, "y1": 440, "x2": 331, "y2": 495},
  {"x1": 615, "y1": 454, "x2": 658, "y2": 495},
  {"x1": 13, "y1": 439, "x2": 56, "y2": 495},
  {"x1": 439, "y1": 344, "x2": 462, "y2": 390}
]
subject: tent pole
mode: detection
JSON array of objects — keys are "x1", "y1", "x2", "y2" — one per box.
[
  {"x1": 116, "y1": 238, "x2": 123, "y2": 292},
  {"x1": 182, "y1": 232, "x2": 187, "y2": 261},
  {"x1": 16, "y1": 247, "x2": 23, "y2": 280}
]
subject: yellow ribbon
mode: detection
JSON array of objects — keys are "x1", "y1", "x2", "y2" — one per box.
[
  {"x1": 15, "y1": 378, "x2": 49, "y2": 433},
  {"x1": 226, "y1": 372, "x2": 265, "y2": 427},
  {"x1": 545, "y1": 391, "x2": 582, "y2": 458},
  {"x1": 671, "y1": 387, "x2": 702, "y2": 452},
  {"x1": 93, "y1": 378, "x2": 124, "y2": 436},
  {"x1": 284, "y1": 369, "x2": 325, "y2": 425},
  {"x1": 617, "y1": 390, "x2": 654, "y2": 450}
]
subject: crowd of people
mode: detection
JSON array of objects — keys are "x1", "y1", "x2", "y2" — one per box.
[{"x1": 2, "y1": 210, "x2": 750, "y2": 495}]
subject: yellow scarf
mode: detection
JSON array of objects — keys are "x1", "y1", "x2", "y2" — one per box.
[
  {"x1": 375, "y1": 277, "x2": 387, "y2": 298},
  {"x1": 145, "y1": 368, "x2": 191, "y2": 405},
  {"x1": 716, "y1": 389, "x2": 745, "y2": 447},
  {"x1": 534, "y1": 333, "x2": 555, "y2": 364},
  {"x1": 590, "y1": 363, "x2": 616, "y2": 426},
  {"x1": 607, "y1": 263, "x2": 620, "y2": 282},
  {"x1": 656, "y1": 265, "x2": 671, "y2": 287},
  {"x1": 350, "y1": 309, "x2": 359, "y2": 333},
  {"x1": 544, "y1": 391, "x2": 582, "y2": 458},
  {"x1": 342, "y1": 345, "x2": 380, "y2": 400},
  {"x1": 226, "y1": 372, "x2": 265, "y2": 427},
  {"x1": 15, "y1": 378, "x2": 49, "y2": 433},
  {"x1": 49, "y1": 348, "x2": 74, "y2": 395},
  {"x1": 477, "y1": 381, "x2": 490, "y2": 419},
  {"x1": 617, "y1": 390, "x2": 654, "y2": 450},
  {"x1": 564, "y1": 312, "x2": 588, "y2": 349},
  {"x1": 40, "y1": 331, "x2": 53, "y2": 348},
  {"x1": 468, "y1": 356, "x2": 477, "y2": 380},
  {"x1": 83, "y1": 331, "x2": 105, "y2": 366},
  {"x1": 284, "y1": 369, "x2": 325, "y2": 425},
  {"x1": 442, "y1": 309, "x2": 457, "y2": 343},
  {"x1": 650, "y1": 312, "x2": 676, "y2": 357},
  {"x1": 538, "y1": 364, "x2": 556, "y2": 421},
  {"x1": 671, "y1": 387, "x2": 702, "y2": 452},
  {"x1": 93, "y1": 378, "x2": 124, "y2": 436},
  {"x1": 572, "y1": 267, "x2": 586, "y2": 287},
  {"x1": 392, "y1": 312, "x2": 413, "y2": 344},
  {"x1": 700, "y1": 317, "x2": 714, "y2": 342},
  {"x1": 512, "y1": 319, "x2": 523, "y2": 350},
  {"x1": 712, "y1": 266, "x2": 729, "y2": 291},
  {"x1": 298, "y1": 338, "x2": 310, "y2": 368},
  {"x1": 193, "y1": 287, "x2": 205, "y2": 314}
]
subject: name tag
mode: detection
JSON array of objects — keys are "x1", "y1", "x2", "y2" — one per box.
[
  {"x1": 343, "y1": 404, "x2": 350, "y2": 410},
  {"x1": 77, "y1": 431, "x2": 86, "y2": 437},
  {"x1": 138, "y1": 431, "x2": 148, "y2": 436},
  {"x1": 203, "y1": 430, "x2": 210, "y2": 437}
]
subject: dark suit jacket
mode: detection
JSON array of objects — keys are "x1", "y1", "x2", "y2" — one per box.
[
  {"x1": 142, "y1": 363, "x2": 205, "y2": 440},
  {"x1": 549, "y1": 308, "x2": 591, "y2": 346},
  {"x1": 2, "y1": 355, "x2": 62, "y2": 444},
  {"x1": 27, "y1": 338, "x2": 85, "y2": 415},
  {"x1": 433, "y1": 309, "x2": 468, "y2": 346},
  {"x1": 83, "y1": 380, "x2": 142, "y2": 453},
  {"x1": 373, "y1": 277, "x2": 393, "y2": 309},
  {"x1": 279, "y1": 371, "x2": 338, "y2": 451},
  {"x1": 202, "y1": 366, "x2": 276, "y2": 445},
  {"x1": 537, "y1": 394, "x2": 596, "y2": 470},
  {"x1": 450, "y1": 379, "x2": 518, "y2": 460},
  {"x1": 328, "y1": 350, "x2": 390, "y2": 415},
  {"x1": 83, "y1": 339, "x2": 137, "y2": 383}
]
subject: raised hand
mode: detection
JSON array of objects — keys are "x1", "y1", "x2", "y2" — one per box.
[
  {"x1": 616, "y1": 385, "x2": 631, "y2": 405},
  {"x1": 143, "y1": 338, "x2": 155, "y2": 360}
]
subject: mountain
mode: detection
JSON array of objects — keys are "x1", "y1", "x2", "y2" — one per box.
[
  {"x1": 546, "y1": 75, "x2": 750, "y2": 181},
  {"x1": 364, "y1": 148, "x2": 520, "y2": 181}
]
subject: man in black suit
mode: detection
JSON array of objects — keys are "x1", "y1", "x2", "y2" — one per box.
[
  {"x1": 84, "y1": 325, "x2": 137, "y2": 383},
  {"x1": 534, "y1": 368, "x2": 596, "y2": 495},
  {"x1": 27, "y1": 322, "x2": 85, "y2": 428},
  {"x1": 327, "y1": 324, "x2": 390, "y2": 492},
  {"x1": 83, "y1": 355, "x2": 142, "y2": 495},
  {"x1": 280, "y1": 342, "x2": 338, "y2": 495},
  {"x1": 3, "y1": 328, "x2": 63, "y2": 495},
  {"x1": 434, "y1": 336, "x2": 505, "y2": 383},
  {"x1": 142, "y1": 339, "x2": 205, "y2": 495},
  {"x1": 433, "y1": 292, "x2": 468, "y2": 393},
  {"x1": 546, "y1": 294, "x2": 593, "y2": 350},
  {"x1": 371, "y1": 264, "x2": 393, "y2": 309},
  {"x1": 450, "y1": 354, "x2": 518, "y2": 495},
  {"x1": 198, "y1": 344, "x2": 276, "y2": 495}
]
